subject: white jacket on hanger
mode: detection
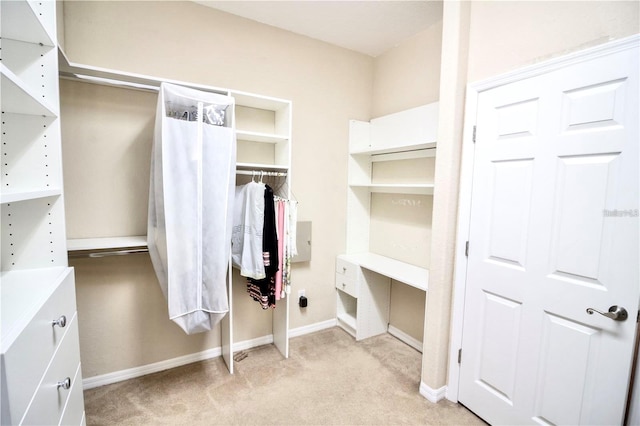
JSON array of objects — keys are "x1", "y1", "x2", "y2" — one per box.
[{"x1": 231, "y1": 181, "x2": 266, "y2": 279}]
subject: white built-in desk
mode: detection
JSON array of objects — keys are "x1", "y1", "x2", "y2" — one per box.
[
  {"x1": 335, "y1": 252, "x2": 429, "y2": 344},
  {"x1": 337, "y1": 252, "x2": 428, "y2": 292}
]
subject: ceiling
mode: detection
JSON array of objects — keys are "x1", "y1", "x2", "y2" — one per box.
[{"x1": 194, "y1": 1, "x2": 443, "y2": 57}]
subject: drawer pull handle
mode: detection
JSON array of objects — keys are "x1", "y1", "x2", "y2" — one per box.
[
  {"x1": 57, "y1": 377, "x2": 71, "y2": 390},
  {"x1": 52, "y1": 315, "x2": 67, "y2": 328},
  {"x1": 342, "y1": 282, "x2": 346, "y2": 287},
  {"x1": 342, "y1": 267, "x2": 346, "y2": 272}
]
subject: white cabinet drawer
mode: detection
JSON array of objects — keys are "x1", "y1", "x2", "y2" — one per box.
[
  {"x1": 1, "y1": 270, "x2": 77, "y2": 422},
  {"x1": 335, "y1": 273, "x2": 358, "y2": 298},
  {"x1": 22, "y1": 314, "x2": 81, "y2": 425},
  {"x1": 336, "y1": 257, "x2": 359, "y2": 281},
  {"x1": 59, "y1": 362, "x2": 85, "y2": 426}
]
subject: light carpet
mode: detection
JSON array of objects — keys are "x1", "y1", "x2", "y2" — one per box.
[{"x1": 83, "y1": 327, "x2": 484, "y2": 425}]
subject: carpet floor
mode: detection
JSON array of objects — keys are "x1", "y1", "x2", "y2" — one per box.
[{"x1": 84, "y1": 327, "x2": 484, "y2": 425}]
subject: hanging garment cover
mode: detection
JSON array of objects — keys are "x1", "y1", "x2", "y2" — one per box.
[{"x1": 148, "y1": 82, "x2": 236, "y2": 334}]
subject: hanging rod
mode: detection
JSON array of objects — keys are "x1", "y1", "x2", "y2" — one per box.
[
  {"x1": 59, "y1": 71, "x2": 228, "y2": 96},
  {"x1": 236, "y1": 170, "x2": 287, "y2": 177},
  {"x1": 66, "y1": 236, "x2": 148, "y2": 258},
  {"x1": 68, "y1": 247, "x2": 149, "y2": 259},
  {"x1": 60, "y1": 71, "x2": 161, "y2": 93}
]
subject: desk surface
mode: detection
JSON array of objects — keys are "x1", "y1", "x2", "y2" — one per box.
[{"x1": 338, "y1": 252, "x2": 428, "y2": 291}]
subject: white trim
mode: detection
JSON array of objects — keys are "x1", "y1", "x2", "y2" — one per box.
[
  {"x1": 289, "y1": 318, "x2": 337, "y2": 338},
  {"x1": 82, "y1": 346, "x2": 223, "y2": 390},
  {"x1": 83, "y1": 320, "x2": 336, "y2": 390},
  {"x1": 233, "y1": 334, "x2": 274, "y2": 353},
  {"x1": 387, "y1": 325, "x2": 423, "y2": 353},
  {"x1": 447, "y1": 34, "x2": 640, "y2": 404},
  {"x1": 446, "y1": 80, "x2": 480, "y2": 404},
  {"x1": 419, "y1": 381, "x2": 447, "y2": 403}
]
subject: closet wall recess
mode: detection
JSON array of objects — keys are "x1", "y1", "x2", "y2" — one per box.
[
  {"x1": 1, "y1": 1, "x2": 85, "y2": 424},
  {"x1": 59, "y1": 52, "x2": 292, "y2": 373},
  {"x1": 337, "y1": 102, "x2": 438, "y2": 342}
]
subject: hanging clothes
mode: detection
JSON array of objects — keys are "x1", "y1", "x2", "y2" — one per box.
[
  {"x1": 281, "y1": 198, "x2": 298, "y2": 298},
  {"x1": 232, "y1": 174, "x2": 298, "y2": 309},
  {"x1": 287, "y1": 198, "x2": 298, "y2": 258},
  {"x1": 147, "y1": 82, "x2": 236, "y2": 334},
  {"x1": 247, "y1": 184, "x2": 279, "y2": 309},
  {"x1": 274, "y1": 199, "x2": 285, "y2": 300},
  {"x1": 231, "y1": 181, "x2": 266, "y2": 279},
  {"x1": 261, "y1": 185, "x2": 279, "y2": 279}
]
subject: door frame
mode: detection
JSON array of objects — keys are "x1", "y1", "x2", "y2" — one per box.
[{"x1": 446, "y1": 34, "x2": 640, "y2": 404}]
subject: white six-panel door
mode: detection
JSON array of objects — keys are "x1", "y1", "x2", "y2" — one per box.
[{"x1": 458, "y1": 41, "x2": 639, "y2": 425}]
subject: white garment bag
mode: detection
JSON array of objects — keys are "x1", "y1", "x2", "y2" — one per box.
[{"x1": 148, "y1": 82, "x2": 236, "y2": 334}]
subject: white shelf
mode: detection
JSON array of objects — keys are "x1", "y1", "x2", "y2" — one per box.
[
  {"x1": 349, "y1": 183, "x2": 434, "y2": 195},
  {"x1": 1, "y1": 266, "x2": 69, "y2": 352},
  {"x1": 350, "y1": 141, "x2": 437, "y2": 156},
  {"x1": 1, "y1": 65, "x2": 57, "y2": 116},
  {"x1": 236, "y1": 162, "x2": 289, "y2": 172},
  {"x1": 236, "y1": 130, "x2": 289, "y2": 144},
  {"x1": 338, "y1": 252, "x2": 428, "y2": 291},
  {"x1": 66, "y1": 236, "x2": 147, "y2": 252},
  {"x1": 0, "y1": 1, "x2": 55, "y2": 46},
  {"x1": 337, "y1": 312, "x2": 357, "y2": 331},
  {"x1": 0, "y1": 189, "x2": 62, "y2": 204},
  {"x1": 230, "y1": 91, "x2": 291, "y2": 111}
]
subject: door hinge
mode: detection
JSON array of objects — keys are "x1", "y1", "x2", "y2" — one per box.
[
  {"x1": 458, "y1": 348, "x2": 462, "y2": 364},
  {"x1": 465, "y1": 241, "x2": 469, "y2": 257},
  {"x1": 472, "y1": 125, "x2": 477, "y2": 143}
]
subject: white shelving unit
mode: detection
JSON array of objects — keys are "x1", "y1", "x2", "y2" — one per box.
[
  {"x1": 58, "y1": 56, "x2": 292, "y2": 374},
  {"x1": 1, "y1": 1, "x2": 85, "y2": 424},
  {"x1": 226, "y1": 89, "x2": 292, "y2": 373},
  {"x1": 337, "y1": 102, "x2": 438, "y2": 342}
]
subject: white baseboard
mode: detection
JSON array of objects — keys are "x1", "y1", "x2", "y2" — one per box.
[
  {"x1": 83, "y1": 346, "x2": 223, "y2": 390},
  {"x1": 419, "y1": 381, "x2": 447, "y2": 403},
  {"x1": 232, "y1": 334, "x2": 274, "y2": 352},
  {"x1": 387, "y1": 325, "x2": 423, "y2": 353},
  {"x1": 289, "y1": 318, "x2": 337, "y2": 338},
  {"x1": 83, "y1": 319, "x2": 337, "y2": 390}
]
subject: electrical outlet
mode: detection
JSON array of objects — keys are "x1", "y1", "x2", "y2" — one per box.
[{"x1": 298, "y1": 289, "x2": 306, "y2": 299}]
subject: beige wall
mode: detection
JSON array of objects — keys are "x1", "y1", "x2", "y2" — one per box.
[
  {"x1": 372, "y1": 22, "x2": 443, "y2": 118},
  {"x1": 62, "y1": 1, "x2": 372, "y2": 378},
  {"x1": 422, "y1": 0, "x2": 639, "y2": 391},
  {"x1": 467, "y1": 0, "x2": 639, "y2": 82}
]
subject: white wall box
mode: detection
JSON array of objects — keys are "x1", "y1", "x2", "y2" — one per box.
[
  {"x1": 1, "y1": 1, "x2": 85, "y2": 424},
  {"x1": 58, "y1": 53, "x2": 293, "y2": 375},
  {"x1": 338, "y1": 103, "x2": 437, "y2": 344}
]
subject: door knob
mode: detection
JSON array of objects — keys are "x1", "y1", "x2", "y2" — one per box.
[{"x1": 586, "y1": 305, "x2": 628, "y2": 321}]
